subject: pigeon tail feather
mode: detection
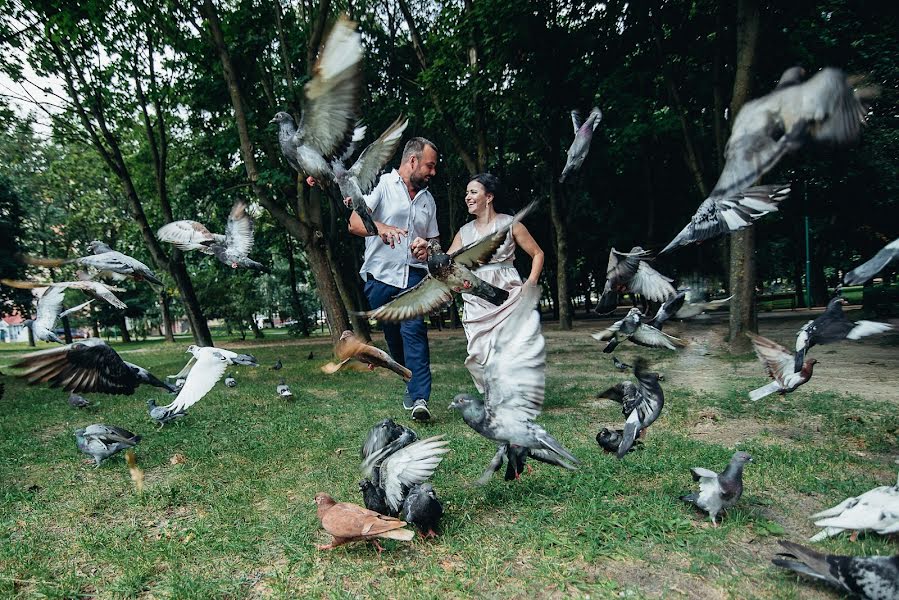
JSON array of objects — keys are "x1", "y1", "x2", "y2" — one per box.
[{"x1": 748, "y1": 380, "x2": 780, "y2": 401}]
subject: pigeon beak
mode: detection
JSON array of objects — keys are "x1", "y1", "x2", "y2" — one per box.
[{"x1": 268, "y1": 116, "x2": 278, "y2": 124}]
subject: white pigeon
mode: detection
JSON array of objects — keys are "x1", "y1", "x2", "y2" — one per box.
[
  {"x1": 148, "y1": 346, "x2": 231, "y2": 424},
  {"x1": 25, "y1": 286, "x2": 89, "y2": 343},
  {"x1": 224, "y1": 373, "x2": 237, "y2": 388},
  {"x1": 810, "y1": 474, "x2": 899, "y2": 542},
  {"x1": 277, "y1": 379, "x2": 293, "y2": 398}
]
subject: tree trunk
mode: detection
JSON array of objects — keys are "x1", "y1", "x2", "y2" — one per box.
[
  {"x1": 198, "y1": 0, "x2": 350, "y2": 344},
  {"x1": 118, "y1": 313, "x2": 132, "y2": 343},
  {"x1": 549, "y1": 180, "x2": 572, "y2": 329},
  {"x1": 284, "y1": 233, "x2": 311, "y2": 336},
  {"x1": 160, "y1": 292, "x2": 176, "y2": 342},
  {"x1": 249, "y1": 316, "x2": 264, "y2": 339},
  {"x1": 61, "y1": 315, "x2": 73, "y2": 344},
  {"x1": 727, "y1": 0, "x2": 761, "y2": 353}
]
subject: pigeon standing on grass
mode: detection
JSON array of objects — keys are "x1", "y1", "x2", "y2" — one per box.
[
  {"x1": 402, "y1": 483, "x2": 444, "y2": 538},
  {"x1": 74, "y1": 424, "x2": 141, "y2": 468},
  {"x1": 747, "y1": 332, "x2": 817, "y2": 401},
  {"x1": 612, "y1": 356, "x2": 632, "y2": 371},
  {"x1": 448, "y1": 283, "x2": 580, "y2": 484},
  {"x1": 277, "y1": 379, "x2": 293, "y2": 398},
  {"x1": 680, "y1": 451, "x2": 753, "y2": 525},
  {"x1": 271, "y1": 359, "x2": 283, "y2": 371},
  {"x1": 794, "y1": 296, "x2": 892, "y2": 371},
  {"x1": 360, "y1": 201, "x2": 538, "y2": 321},
  {"x1": 772, "y1": 540, "x2": 899, "y2": 600},
  {"x1": 270, "y1": 17, "x2": 363, "y2": 182},
  {"x1": 596, "y1": 357, "x2": 665, "y2": 458},
  {"x1": 224, "y1": 373, "x2": 236, "y2": 388},
  {"x1": 314, "y1": 492, "x2": 414, "y2": 552},
  {"x1": 156, "y1": 200, "x2": 267, "y2": 271},
  {"x1": 68, "y1": 392, "x2": 89, "y2": 408},
  {"x1": 559, "y1": 107, "x2": 602, "y2": 183},
  {"x1": 844, "y1": 237, "x2": 899, "y2": 285}
]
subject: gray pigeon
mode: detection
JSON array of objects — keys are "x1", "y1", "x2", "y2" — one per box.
[
  {"x1": 67, "y1": 392, "x2": 89, "y2": 408},
  {"x1": 24, "y1": 286, "x2": 93, "y2": 344},
  {"x1": 147, "y1": 398, "x2": 186, "y2": 428},
  {"x1": 559, "y1": 107, "x2": 602, "y2": 183},
  {"x1": 612, "y1": 356, "x2": 632, "y2": 371},
  {"x1": 680, "y1": 451, "x2": 752, "y2": 525},
  {"x1": 773, "y1": 540, "x2": 899, "y2": 600},
  {"x1": 448, "y1": 283, "x2": 579, "y2": 484},
  {"x1": 269, "y1": 17, "x2": 362, "y2": 181},
  {"x1": 271, "y1": 359, "x2": 283, "y2": 371},
  {"x1": 329, "y1": 116, "x2": 408, "y2": 236},
  {"x1": 1, "y1": 278, "x2": 127, "y2": 310},
  {"x1": 596, "y1": 247, "x2": 676, "y2": 315},
  {"x1": 845, "y1": 238, "x2": 899, "y2": 285},
  {"x1": 673, "y1": 290, "x2": 733, "y2": 319},
  {"x1": 13, "y1": 339, "x2": 174, "y2": 395},
  {"x1": 277, "y1": 379, "x2": 293, "y2": 398},
  {"x1": 79, "y1": 241, "x2": 162, "y2": 285},
  {"x1": 794, "y1": 296, "x2": 892, "y2": 371},
  {"x1": 359, "y1": 419, "x2": 419, "y2": 514},
  {"x1": 224, "y1": 373, "x2": 236, "y2": 388},
  {"x1": 402, "y1": 483, "x2": 444, "y2": 538},
  {"x1": 595, "y1": 427, "x2": 642, "y2": 454},
  {"x1": 747, "y1": 332, "x2": 817, "y2": 401},
  {"x1": 156, "y1": 200, "x2": 267, "y2": 271},
  {"x1": 362, "y1": 436, "x2": 449, "y2": 517},
  {"x1": 591, "y1": 307, "x2": 685, "y2": 353},
  {"x1": 361, "y1": 201, "x2": 537, "y2": 321},
  {"x1": 74, "y1": 424, "x2": 141, "y2": 468},
  {"x1": 596, "y1": 357, "x2": 665, "y2": 458}
]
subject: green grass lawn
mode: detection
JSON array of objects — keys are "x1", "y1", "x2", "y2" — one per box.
[{"x1": 0, "y1": 324, "x2": 896, "y2": 598}]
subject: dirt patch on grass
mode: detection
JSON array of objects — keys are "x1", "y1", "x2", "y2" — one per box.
[
  {"x1": 688, "y1": 413, "x2": 823, "y2": 448},
  {"x1": 585, "y1": 553, "x2": 727, "y2": 599}
]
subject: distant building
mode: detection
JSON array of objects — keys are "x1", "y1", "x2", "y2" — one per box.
[{"x1": 0, "y1": 314, "x2": 28, "y2": 343}]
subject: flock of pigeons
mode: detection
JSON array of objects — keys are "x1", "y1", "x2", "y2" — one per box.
[{"x1": 2, "y1": 14, "x2": 898, "y2": 598}]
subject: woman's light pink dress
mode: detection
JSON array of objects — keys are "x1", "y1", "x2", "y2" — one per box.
[{"x1": 460, "y1": 214, "x2": 540, "y2": 392}]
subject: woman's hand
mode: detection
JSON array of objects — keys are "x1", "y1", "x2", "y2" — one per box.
[{"x1": 410, "y1": 237, "x2": 430, "y2": 261}]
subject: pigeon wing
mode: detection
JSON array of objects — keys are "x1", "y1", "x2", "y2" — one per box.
[
  {"x1": 630, "y1": 261, "x2": 675, "y2": 303},
  {"x1": 35, "y1": 286, "x2": 65, "y2": 331},
  {"x1": 157, "y1": 220, "x2": 219, "y2": 252},
  {"x1": 450, "y1": 201, "x2": 538, "y2": 267},
  {"x1": 380, "y1": 436, "x2": 450, "y2": 513},
  {"x1": 361, "y1": 276, "x2": 453, "y2": 322},
  {"x1": 13, "y1": 339, "x2": 138, "y2": 394},
  {"x1": 606, "y1": 247, "x2": 647, "y2": 287},
  {"x1": 844, "y1": 238, "x2": 899, "y2": 285},
  {"x1": 348, "y1": 116, "x2": 409, "y2": 194},
  {"x1": 630, "y1": 324, "x2": 685, "y2": 350},
  {"x1": 299, "y1": 17, "x2": 363, "y2": 158},
  {"x1": 58, "y1": 298, "x2": 94, "y2": 319},
  {"x1": 747, "y1": 332, "x2": 795, "y2": 385},
  {"x1": 163, "y1": 349, "x2": 229, "y2": 414},
  {"x1": 224, "y1": 201, "x2": 255, "y2": 258}
]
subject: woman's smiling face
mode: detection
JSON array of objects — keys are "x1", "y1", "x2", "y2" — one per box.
[{"x1": 465, "y1": 181, "x2": 492, "y2": 215}]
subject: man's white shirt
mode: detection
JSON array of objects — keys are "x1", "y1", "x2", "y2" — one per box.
[{"x1": 359, "y1": 169, "x2": 439, "y2": 288}]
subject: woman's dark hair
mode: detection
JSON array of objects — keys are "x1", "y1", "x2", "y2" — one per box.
[{"x1": 468, "y1": 173, "x2": 502, "y2": 209}]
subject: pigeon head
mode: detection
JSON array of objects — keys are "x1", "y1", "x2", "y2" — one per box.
[
  {"x1": 448, "y1": 393, "x2": 479, "y2": 411},
  {"x1": 88, "y1": 240, "x2": 112, "y2": 254},
  {"x1": 776, "y1": 66, "x2": 806, "y2": 89},
  {"x1": 314, "y1": 492, "x2": 335, "y2": 508},
  {"x1": 418, "y1": 483, "x2": 437, "y2": 499},
  {"x1": 731, "y1": 451, "x2": 753, "y2": 465},
  {"x1": 358, "y1": 480, "x2": 374, "y2": 493},
  {"x1": 186, "y1": 344, "x2": 199, "y2": 355},
  {"x1": 625, "y1": 307, "x2": 642, "y2": 318},
  {"x1": 269, "y1": 111, "x2": 294, "y2": 126},
  {"x1": 339, "y1": 330, "x2": 355, "y2": 341}
]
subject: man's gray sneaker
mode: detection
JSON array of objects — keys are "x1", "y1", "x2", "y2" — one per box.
[
  {"x1": 403, "y1": 392, "x2": 415, "y2": 410},
  {"x1": 411, "y1": 399, "x2": 431, "y2": 422}
]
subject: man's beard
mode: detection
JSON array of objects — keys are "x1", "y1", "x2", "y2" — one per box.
[{"x1": 409, "y1": 171, "x2": 429, "y2": 191}]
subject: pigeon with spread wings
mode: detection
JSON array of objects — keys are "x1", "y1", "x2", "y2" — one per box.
[
  {"x1": 270, "y1": 17, "x2": 362, "y2": 182},
  {"x1": 321, "y1": 330, "x2": 412, "y2": 381},
  {"x1": 794, "y1": 296, "x2": 892, "y2": 372},
  {"x1": 747, "y1": 332, "x2": 817, "y2": 401},
  {"x1": 13, "y1": 338, "x2": 174, "y2": 395},
  {"x1": 845, "y1": 237, "x2": 899, "y2": 285},
  {"x1": 360, "y1": 201, "x2": 537, "y2": 322},
  {"x1": 22, "y1": 286, "x2": 92, "y2": 344},
  {"x1": 663, "y1": 67, "x2": 876, "y2": 253},
  {"x1": 591, "y1": 307, "x2": 685, "y2": 353},
  {"x1": 596, "y1": 357, "x2": 665, "y2": 458},
  {"x1": 2, "y1": 278, "x2": 126, "y2": 310},
  {"x1": 448, "y1": 283, "x2": 579, "y2": 485},
  {"x1": 157, "y1": 200, "x2": 266, "y2": 271},
  {"x1": 596, "y1": 247, "x2": 676, "y2": 314},
  {"x1": 147, "y1": 346, "x2": 231, "y2": 425}
]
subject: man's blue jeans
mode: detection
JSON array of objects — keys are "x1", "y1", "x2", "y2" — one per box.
[{"x1": 363, "y1": 267, "x2": 432, "y2": 401}]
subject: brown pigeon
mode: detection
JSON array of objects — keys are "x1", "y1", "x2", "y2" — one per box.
[
  {"x1": 314, "y1": 492, "x2": 415, "y2": 551},
  {"x1": 320, "y1": 330, "x2": 412, "y2": 381}
]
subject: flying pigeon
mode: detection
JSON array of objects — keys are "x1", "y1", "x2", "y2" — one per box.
[
  {"x1": 168, "y1": 345, "x2": 258, "y2": 383},
  {"x1": 13, "y1": 339, "x2": 175, "y2": 395},
  {"x1": 145, "y1": 346, "x2": 232, "y2": 424},
  {"x1": 810, "y1": 474, "x2": 899, "y2": 542},
  {"x1": 402, "y1": 483, "x2": 444, "y2": 538},
  {"x1": 794, "y1": 296, "x2": 892, "y2": 371},
  {"x1": 270, "y1": 17, "x2": 363, "y2": 182},
  {"x1": 448, "y1": 282, "x2": 579, "y2": 484},
  {"x1": 647, "y1": 290, "x2": 688, "y2": 331},
  {"x1": 673, "y1": 290, "x2": 734, "y2": 319},
  {"x1": 680, "y1": 451, "x2": 752, "y2": 525},
  {"x1": 591, "y1": 307, "x2": 685, "y2": 352},
  {"x1": 74, "y1": 424, "x2": 141, "y2": 468},
  {"x1": 75, "y1": 241, "x2": 163, "y2": 285},
  {"x1": 772, "y1": 540, "x2": 899, "y2": 600},
  {"x1": 224, "y1": 373, "x2": 236, "y2": 388},
  {"x1": 360, "y1": 201, "x2": 537, "y2": 321},
  {"x1": 321, "y1": 330, "x2": 412, "y2": 380},
  {"x1": 844, "y1": 238, "x2": 899, "y2": 285},
  {"x1": 156, "y1": 200, "x2": 267, "y2": 271},
  {"x1": 17, "y1": 285, "x2": 94, "y2": 344},
  {"x1": 2, "y1": 279, "x2": 127, "y2": 310},
  {"x1": 595, "y1": 427, "x2": 642, "y2": 454},
  {"x1": 596, "y1": 357, "x2": 665, "y2": 458},
  {"x1": 67, "y1": 392, "x2": 89, "y2": 408},
  {"x1": 314, "y1": 492, "x2": 414, "y2": 552},
  {"x1": 277, "y1": 379, "x2": 293, "y2": 398},
  {"x1": 559, "y1": 107, "x2": 602, "y2": 183},
  {"x1": 271, "y1": 359, "x2": 283, "y2": 371},
  {"x1": 747, "y1": 332, "x2": 817, "y2": 401},
  {"x1": 329, "y1": 116, "x2": 409, "y2": 236},
  {"x1": 596, "y1": 247, "x2": 676, "y2": 315}
]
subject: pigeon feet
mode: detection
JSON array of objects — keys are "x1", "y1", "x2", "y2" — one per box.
[
  {"x1": 849, "y1": 530, "x2": 859, "y2": 542},
  {"x1": 306, "y1": 176, "x2": 317, "y2": 187},
  {"x1": 371, "y1": 539, "x2": 385, "y2": 553}
]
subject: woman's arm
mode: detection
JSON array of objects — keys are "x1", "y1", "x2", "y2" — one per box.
[{"x1": 512, "y1": 222, "x2": 544, "y2": 285}]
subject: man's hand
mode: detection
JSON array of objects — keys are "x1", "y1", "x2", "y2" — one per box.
[
  {"x1": 377, "y1": 223, "x2": 408, "y2": 248},
  {"x1": 344, "y1": 196, "x2": 353, "y2": 209},
  {"x1": 410, "y1": 237, "x2": 429, "y2": 261}
]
